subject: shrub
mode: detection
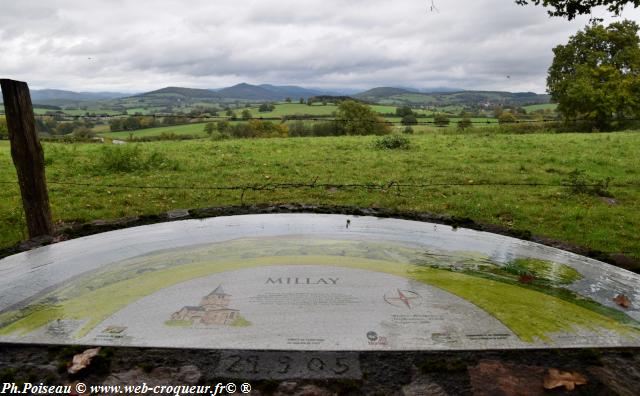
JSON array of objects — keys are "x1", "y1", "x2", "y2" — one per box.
[
  {"x1": 498, "y1": 112, "x2": 517, "y2": 124},
  {"x1": 457, "y1": 118, "x2": 473, "y2": 130},
  {"x1": 401, "y1": 114, "x2": 418, "y2": 125},
  {"x1": 94, "y1": 145, "x2": 180, "y2": 173},
  {"x1": 433, "y1": 113, "x2": 450, "y2": 127},
  {"x1": 374, "y1": 134, "x2": 411, "y2": 150},
  {"x1": 565, "y1": 169, "x2": 612, "y2": 197}
]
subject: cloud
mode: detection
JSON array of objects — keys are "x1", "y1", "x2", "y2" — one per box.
[{"x1": 1, "y1": 0, "x2": 638, "y2": 93}]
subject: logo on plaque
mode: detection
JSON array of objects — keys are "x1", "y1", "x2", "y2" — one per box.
[
  {"x1": 167, "y1": 285, "x2": 251, "y2": 327},
  {"x1": 383, "y1": 289, "x2": 422, "y2": 309}
]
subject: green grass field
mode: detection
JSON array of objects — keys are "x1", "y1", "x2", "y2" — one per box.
[
  {"x1": 0, "y1": 132, "x2": 639, "y2": 260},
  {"x1": 33, "y1": 108, "x2": 121, "y2": 116},
  {"x1": 523, "y1": 103, "x2": 558, "y2": 112},
  {"x1": 245, "y1": 103, "x2": 338, "y2": 117},
  {"x1": 100, "y1": 122, "x2": 209, "y2": 139}
]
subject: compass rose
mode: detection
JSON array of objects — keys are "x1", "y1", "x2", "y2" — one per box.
[{"x1": 384, "y1": 289, "x2": 422, "y2": 309}]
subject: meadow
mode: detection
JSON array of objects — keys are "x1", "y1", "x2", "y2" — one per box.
[
  {"x1": 0, "y1": 132, "x2": 638, "y2": 263},
  {"x1": 100, "y1": 122, "x2": 209, "y2": 139}
]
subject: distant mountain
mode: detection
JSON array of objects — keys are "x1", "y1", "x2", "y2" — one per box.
[
  {"x1": 134, "y1": 86, "x2": 220, "y2": 99},
  {"x1": 354, "y1": 87, "x2": 417, "y2": 101},
  {"x1": 214, "y1": 83, "x2": 321, "y2": 100},
  {"x1": 31, "y1": 89, "x2": 129, "y2": 102},
  {"x1": 259, "y1": 84, "x2": 323, "y2": 100},
  {"x1": 418, "y1": 87, "x2": 463, "y2": 93},
  {"x1": 216, "y1": 83, "x2": 280, "y2": 100}
]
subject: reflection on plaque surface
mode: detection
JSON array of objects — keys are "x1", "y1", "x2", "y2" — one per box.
[{"x1": 0, "y1": 214, "x2": 639, "y2": 350}]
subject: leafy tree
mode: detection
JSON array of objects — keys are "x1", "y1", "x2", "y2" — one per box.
[
  {"x1": 54, "y1": 122, "x2": 76, "y2": 135},
  {"x1": 228, "y1": 120, "x2": 288, "y2": 138},
  {"x1": 299, "y1": 97, "x2": 305, "y2": 104},
  {"x1": 312, "y1": 121, "x2": 344, "y2": 136},
  {"x1": 498, "y1": 112, "x2": 518, "y2": 124},
  {"x1": 241, "y1": 109, "x2": 252, "y2": 120},
  {"x1": 258, "y1": 103, "x2": 276, "y2": 112},
  {"x1": 547, "y1": 20, "x2": 640, "y2": 129},
  {"x1": 457, "y1": 117, "x2": 473, "y2": 130},
  {"x1": 433, "y1": 113, "x2": 450, "y2": 127},
  {"x1": 515, "y1": 0, "x2": 639, "y2": 20},
  {"x1": 225, "y1": 109, "x2": 235, "y2": 117},
  {"x1": 204, "y1": 122, "x2": 216, "y2": 136},
  {"x1": 285, "y1": 97, "x2": 292, "y2": 103},
  {"x1": 336, "y1": 100, "x2": 391, "y2": 135},
  {"x1": 72, "y1": 127, "x2": 96, "y2": 139},
  {"x1": 216, "y1": 120, "x2": 230, "y2": 133},
  {"x1": 109, "y1": 118, "x2": 123, "y2": 132},
  {"x1": 395, "y1": 106, "x2": 414, "y2": 117},
  {"x1": 401, "y1": 114, "x2": 418, "y2": 125}
]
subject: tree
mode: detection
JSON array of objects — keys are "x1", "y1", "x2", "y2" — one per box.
[
  {"x1": 457, "y1": 117, "x2": 473, "y2": 130},
  {"x1": 285, "y1": 97, "x2": 292, "y2": 103},
  {"x1": 299, "y1": 97, "x2": 305, "y2": 104},
  {"x1": 204, "y1": 122, "x2": 216, "y2": 136},
  {"x1": 109, "y1": 118, "x2": 123, "y2": 132},
  {"x1": 547, "y1": 20, "x2": 640, "y2": 129},
  {"x1": 395, "y1": 106, "x2": 414, "y2": 117},
  {"x1": 401, "y1": 114, "x2": 418, "y2": 125},
  {"x1": 335, "y1": 100, "x2": 391, "y2": 136},
  {"x1": 258, "y1": 103, "x2": 275, "y2": 112},
  {"x1": 241, "y1": 109, "x2": 252, "y2": 120},
  {"x1": 216, "y1": 120, "x2": 230, "y2": 133},
  {"x1": 515, "y1": 0, "x2": 639, "y2": 20},
  {"x1": 433, "y1": 113, "x2": 450, "y2": 127},
  {"x1": 72, "y1": 127, "x2": 95, "y2": 139},
  {"x1": 498, "y1": 112, "x2": 518, "y2": 124}
]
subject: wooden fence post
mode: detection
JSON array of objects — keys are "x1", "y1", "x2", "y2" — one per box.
[{"x1": 1, "y1": 79, "x2": 53, "y2": 238}]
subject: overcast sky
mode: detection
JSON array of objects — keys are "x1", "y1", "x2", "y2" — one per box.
[{"x1": 1, "y1": 0, "x2": 639, "y2": 93}]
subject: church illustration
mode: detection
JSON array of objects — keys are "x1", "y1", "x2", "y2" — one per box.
[{"x1": 171, "y1": 285, "x2": 240, "y2": 326}]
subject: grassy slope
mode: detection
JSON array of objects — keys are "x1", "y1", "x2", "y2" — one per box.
[
  {"x1": 0, "y1": 133, "x2": 639, "y2": 258},
  {"x1": 100, "y1": 123, "x2": 209, "y2": 139},
  {"x1": 523, "y1": 103, "x2": 558, "y2": 112}
]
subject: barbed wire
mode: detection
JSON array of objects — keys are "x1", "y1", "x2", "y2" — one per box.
[
  {"x1": 1, "y1": 177, "x2": 637, "y2": 204},
  {"x1": 0, "y1": 179, "x2": 637, "y2": 190}
]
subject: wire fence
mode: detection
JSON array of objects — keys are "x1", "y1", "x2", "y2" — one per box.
[
  {"x1": 0, "y1": 178, "x2": 637, "y2": 206},
  {"x1": 1, "y1": 179, "x2": 638, "y2": 192}
]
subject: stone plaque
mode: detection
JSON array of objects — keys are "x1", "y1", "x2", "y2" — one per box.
[{"x1": 0, "y1": 214, "x2": 638, "y2": 350}]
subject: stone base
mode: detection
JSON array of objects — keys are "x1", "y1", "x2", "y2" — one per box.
[{"x1": 1, "y1": 345, "x2": 638, "y2": 395}]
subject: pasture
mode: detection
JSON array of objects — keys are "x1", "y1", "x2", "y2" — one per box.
[
  {"x1": 0, "y1": 132, "x2": 638, "y2": 262},
  {"x1": 523, "y1": 103, "x2": 558, "y2": 112}
]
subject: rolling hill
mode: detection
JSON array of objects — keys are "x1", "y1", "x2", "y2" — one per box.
[
  {"x1": 215, "y1": 83, "x2": 322, "y2": 100},
  {"x1": 354, "y1": 87, "x2": 550, "y2": 107},
  {"x1": 133, "y1": 87, "x2": 220, "y2": 100}
]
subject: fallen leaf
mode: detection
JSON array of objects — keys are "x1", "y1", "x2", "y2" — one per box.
[
  {"x1": 518, "y1": 274, "x2": 535, "y2": 284},
  {"x1": 68, "y1": 347, "x2": 101, "y2": 374},
  {"x1": 543, "y1": 368, "x2": 587, "y2": 391},
  {"x1": 614, "y1": 294, "x2": 631, "y2": 308}
]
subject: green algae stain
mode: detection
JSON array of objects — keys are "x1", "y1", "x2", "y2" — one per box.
[
  {"x1": 164, "y1": 320, "x2": 192, "y2": 327},
  {"x1": 230, "y1": 315, "x2": 252, "y2": 327},
  {"x1": 505, "y1": 258, "x2": 583, "y2": 284}
]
